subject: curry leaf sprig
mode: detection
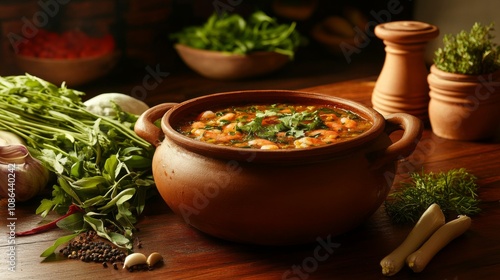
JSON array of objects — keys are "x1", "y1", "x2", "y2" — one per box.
[
  {"x1": 0, "y1": 74, "x2": 156, "y2": 251},
  {"x1": 170, "y1": 10, "x2": 304, "y2": 59},
  {"x1": 384, "y1": 168, "x2": 481, "y2": 224}
]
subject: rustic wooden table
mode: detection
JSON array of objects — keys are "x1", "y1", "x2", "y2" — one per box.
[{"x1": 1, "y1": 78, "x2": 499, "y2": 280}]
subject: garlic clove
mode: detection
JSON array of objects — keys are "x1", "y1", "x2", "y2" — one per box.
[
  {"x1": 123, "y1": 252, "x2": 147, "y2": 269},
  {"x1": 147, "y1": 252, "x2": 163, "y2": 268}
]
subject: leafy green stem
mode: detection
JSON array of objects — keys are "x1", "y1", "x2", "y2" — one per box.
[{"x1": 0, "y1": 74, "x2": 155, "y2": 253}]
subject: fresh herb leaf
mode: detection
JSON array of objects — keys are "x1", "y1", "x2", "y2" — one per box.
[
  {"x1": 385, "y1": 168, "x2": 481, "y2": 224},
  {"x1": 98, "y1": 188, "x2": 135, "y2": 211},
  {"x1": 40, "y1": 233, "x2": 80, "y2": 258},
  {"x1": 56, "y1": 212, "x2": 85, "y2": 231},
  {"x1": 36, "y1": 198, "x2": 58, "y2": 217},
  {"x1": 434, "y1": 22, "x2": 500, "y2": 74}
]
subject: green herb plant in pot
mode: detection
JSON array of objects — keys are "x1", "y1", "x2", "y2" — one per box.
[{"x1": 428, "y1": 22, "x2": 500, "y2": 141}]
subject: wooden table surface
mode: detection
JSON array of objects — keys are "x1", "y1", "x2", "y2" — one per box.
[{"x1": 2, "y1": 78, "x2": 500, "y2": 280}]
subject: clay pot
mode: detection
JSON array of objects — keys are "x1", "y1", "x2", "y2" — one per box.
[
  {"x1": 134, "y1": 90, "x2": 423, "y2": 245},
  {"x1": 428, "y1": 65, "x2": 500, "y2": 141}
]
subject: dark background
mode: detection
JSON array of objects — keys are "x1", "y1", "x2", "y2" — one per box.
[{"x1": 0, "y1": 0, "x2": 415, "y2": 103}]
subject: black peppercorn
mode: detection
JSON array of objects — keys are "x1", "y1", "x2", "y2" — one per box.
[{"x1": 59, "y1": 230, "x2": 127, "y2": 268}]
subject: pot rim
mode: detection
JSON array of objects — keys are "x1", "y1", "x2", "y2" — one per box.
[
  {"x1": 429, "y1": 64, "x2": 500, "y2": 103},
  {"x1": 160, "y1": 90, "x2": 386, "y2": 163},
  {"x1": 430, "y1": 64, "x2": 500, "y2": 82}
]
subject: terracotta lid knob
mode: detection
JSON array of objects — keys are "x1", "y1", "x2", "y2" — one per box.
[{"x1": 375, "y1": 21, "x2": 439, "y2": 43}]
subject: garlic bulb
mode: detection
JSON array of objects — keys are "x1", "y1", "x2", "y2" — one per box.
[
  {"x1": 84, "y1": 93, "x2": 150, "y2": 117},
  {"x1": 0, "y1": 132, "x2": 50, "y2": 202},
  {"x1": 0, "y1": 130, "x2": 25, "y2": 146}
]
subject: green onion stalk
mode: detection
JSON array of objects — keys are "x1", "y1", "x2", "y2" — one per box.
[{"x1": 0, "y1": 74, "x2": 156, "y2": 254}]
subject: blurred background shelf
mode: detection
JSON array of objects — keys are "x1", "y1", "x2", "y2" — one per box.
[{"x1": 1, "y1": 0, "x2": 416, "y2": 104}]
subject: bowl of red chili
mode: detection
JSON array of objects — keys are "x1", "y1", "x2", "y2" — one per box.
[
  {"x1": 135, "y1": 90, "x2": 423, "y2": 245},
  {"x1": 14, "y1": 29, "x2": 120, "y2": 86}
]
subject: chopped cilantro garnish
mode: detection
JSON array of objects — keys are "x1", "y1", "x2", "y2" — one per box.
[{"x1": 237, "y1": 108, "x2": 326, "y2": 141}]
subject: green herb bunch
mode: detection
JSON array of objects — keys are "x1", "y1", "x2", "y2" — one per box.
[
  {"x1": 170, "y1": 10, "x2": 304, "y2": 59},
  {"x1": 384, "y1": 168, "x2": 481, "y2": 224},
  {"x1": 236, "y1": 109, "x2": 327, "y2": 140},
  {"x1": 0, "y1": 75, "x2": 156, "y2": 252},
  {"x1": 434, "y1": 22, "x2": 500, "y2": 75}
]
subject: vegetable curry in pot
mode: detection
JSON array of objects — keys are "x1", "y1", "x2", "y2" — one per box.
[{"x1": 177, "y1": 103, "x2": 373, "y2": 149}]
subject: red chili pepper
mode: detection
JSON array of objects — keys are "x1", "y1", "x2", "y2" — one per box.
[{"x1": 15, "y1": 204, "x2": 83, "y2": 237}]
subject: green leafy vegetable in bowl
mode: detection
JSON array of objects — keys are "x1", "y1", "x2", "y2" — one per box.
[
  {"x1": 0, "y1": 74, "x2": 155, "y2": 252},
  {"x1": 170, "y1": 10, "x2": 304, "y2": 59}
]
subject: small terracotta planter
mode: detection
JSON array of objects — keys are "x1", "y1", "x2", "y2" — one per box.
[{"x1": 428, "y1": 65, "x2": 500, "y2": 141}]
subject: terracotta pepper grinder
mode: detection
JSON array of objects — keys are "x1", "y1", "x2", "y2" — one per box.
[{"x1": 371, "y1": 21, "x2": 439, "y2": 120}]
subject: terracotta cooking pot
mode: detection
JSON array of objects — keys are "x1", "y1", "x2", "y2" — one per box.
[{"x1": 134, "y1": 90, "x2": 423, "y2": 245}]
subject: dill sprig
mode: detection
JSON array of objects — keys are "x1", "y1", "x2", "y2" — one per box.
[{"x1": 384, "y1": 168, "x2": 481, "y2": 224}]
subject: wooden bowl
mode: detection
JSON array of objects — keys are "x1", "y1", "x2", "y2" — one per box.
[
  {"x1": 15, "y1": 51, "x2": 121, "y2": 87},
  {"x1": 174, "y1": 44, "x2": 290, "y2": 80}
]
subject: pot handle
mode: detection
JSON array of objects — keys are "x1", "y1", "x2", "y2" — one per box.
[
  {"x1": 134, "y1": 103, "x2": 178, "y2": 147},
  {"x1": 368, "y1": 113, "x2": 423, "y2": 170}
]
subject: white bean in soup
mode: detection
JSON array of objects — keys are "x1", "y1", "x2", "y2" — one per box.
[{"x1": 177, "y1": 103, "x2": 373, "y2": 149}]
